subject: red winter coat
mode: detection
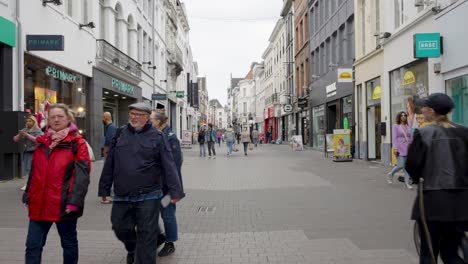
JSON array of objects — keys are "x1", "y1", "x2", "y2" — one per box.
[{"x1": 23, "y1": 130, "x2": 91, "y2": 222}]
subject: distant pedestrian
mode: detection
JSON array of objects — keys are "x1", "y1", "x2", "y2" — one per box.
[
  {"x1": 23, "y1": 103, "x2": 90, "y2": 264},
  {"x1": 151, "y1": 110, "x2": 183, "y2": 257},
  {"x1": 101, "y1": 112, "x2": 116, "y2": 204},
  {"x1": 217, "y1": 130, "x2": 223, "y2": 147},
  {"x1": 236, "y1": 131, "x2": 241, "y2": 145},
  {"x1": 205, "y1": 123, "x2": 217, "y2": 159},
  {"x1": 13, "y1": 115, "x2": 43, "y2": 191},
  {"x1": 241, "y1": 127, "x2": 251, "y2": 156},
  {"x1": 266, "y1": 130, "x2": 271, "y2": 144},
  {"x1": 224, "y1": 125, "x2": 235, "y2": 156},
  {"x1": 198, "y1": 127, "x2": 206, "y2": 157},
  {"x1": 406, "y1": 93, "x2": 468, "y2": 264},
  {"x1": 252, "y1": 129, "x2": 259, "y2": 147},
  {"x1": 387, "y1": 111, "x2": 413, "y2": 189},
  {"x1": 99, "y1": 103, "x2": 184, "y2": 264}
]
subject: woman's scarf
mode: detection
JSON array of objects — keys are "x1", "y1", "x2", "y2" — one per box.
[{"x1": 48, "y1": 127, "x2": 70, "y2": 149}]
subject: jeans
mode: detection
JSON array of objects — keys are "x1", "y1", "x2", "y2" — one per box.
[
  {"x1": 253, "y1": 139, "x2": 258, "y2": 147},
  {"x1": 418, "y1": 220, "x2": 467, "y2": 264},
  {"x1": 26, "y1": 219, "x2": 78, "y2": 264},
  {"x1": 243, "y1": 142, "x2": 249, "y2": 154},
  {"x1": 218, "y1": 138, "x2": 221, "y2": 147},
  {"x1": 23, "y1": 152, "x2": 33, "y2": 177},
  {"x1": 111, "y1": 199, "x2": 161, "y2": 264},
  {"x1": 226, "y1": 140, "x2": 234, "y2": 155},
  {"x1": 207, "y1": 141, "x2": 216, "y2": 156},
  {"x1": 199, "y1": 144, "x2": 206, "y2": 157},
  {"x1": 390, "y1": 155, "x2": 410, "y2": 184},
  {"x1": 160, "y1": 203, "x2": 178, "y2": 242}
]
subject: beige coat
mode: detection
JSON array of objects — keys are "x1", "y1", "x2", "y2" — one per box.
[{"x1": 241, "y1": 131, "x2": 251, "y2": 143}]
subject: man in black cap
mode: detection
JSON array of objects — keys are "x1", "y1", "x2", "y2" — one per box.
[
  {"x1": 99, "y1": 102, "x2": 185, "y2": 264},
  {"x1": 406, "y1": 93, "x2": 468, "y2": 264}
]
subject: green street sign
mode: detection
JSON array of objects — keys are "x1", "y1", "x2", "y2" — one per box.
[
  {"x1": 152, "y1": 93, "x2": 167, "y2": 100},
  {"x1": 414, "y1": 33, "x2": 442, "y2": 58},
  {"x1": 0, "y1": 16, "x2": 16, "y2": 47},
  {"x1": 176, "y1": 91, "x2": 184, "y2": 98}
]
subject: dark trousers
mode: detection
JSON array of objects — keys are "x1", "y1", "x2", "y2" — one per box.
[
  {"x1": 243, "y1": 142, "x2": 248, "y2": 154},
  {"x1": 207, "y1": 141, "x2": 216, "y2": 156},
  {"x1": 418, "y1": 220, "x2": 467, "y2": 264},
  {"x1": 25, "y1": 219, "x2": 78, "y2": 264},
  {"x1": 111, "y1": 199, "x2": 161, "y2": 264}
]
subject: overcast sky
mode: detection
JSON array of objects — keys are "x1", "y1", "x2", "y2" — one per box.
[{"x1": 183, "y1": 0, "x2": 284, "y2": 106}]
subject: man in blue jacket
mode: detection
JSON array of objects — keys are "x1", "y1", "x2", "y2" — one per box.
[
  {"x1": 205, "y1": 123, "x2": 217, "y2": 159},
  {"x1": 99, "y1": 103, "x2": 184, "y2": 264},
  {"x1": 151, "y1": 109, "x2": 183, "y2": 257}
]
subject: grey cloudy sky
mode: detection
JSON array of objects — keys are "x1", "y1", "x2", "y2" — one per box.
[{"x1": 183, "y1": 0, "x2": 284, "y2": 106}]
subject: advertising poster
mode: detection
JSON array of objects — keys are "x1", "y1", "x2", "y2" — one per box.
[
  {"x1": 333, "y1": 129, "x2": 352, "y2": 161},
  {"x1": 291, "y1": 135, "x2": 303, "y2": 151},
  {"x1": 182, "y1": 130, "x2": 191, "y2": 145}
]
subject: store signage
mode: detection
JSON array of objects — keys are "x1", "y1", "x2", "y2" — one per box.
[
  {"x1": 152, "y1": 93, "x2": 167, "y2": 100},
  {"x1": 283, "y1": 104, "x2": 293, "y2": 113},
  {"x1": 326, "y1": 82, "x2": 337, "y2": 98},
  {"x1": 26, "y1": 35, "x2": 64, "y2": 51},
  {"x1": 402, "y1": 71, "x2": 416, "y2": 85},
  {"x1": 111, "y1": 78, "x2": 135, "y2": 95},
  {"x1": 176, "y1": 91, "x2": 185, "y2": 98},
  {"x1": 337, "y1": 69, "x2": 353, "y2": 83},
  {"x1": 45, "y1": 66, "x2": 78, "y2": 83},
  {"x1": 414, "y1": 33, "x2": 442, "y2": 58},
  {"x1": 0, "y1": 16, "x2": 16, "y2": 47},
  {"x1": 372, "y1": 86, "x2": 382, "y2": 100}
]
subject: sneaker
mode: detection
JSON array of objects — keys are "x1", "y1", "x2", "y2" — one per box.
[
  {"x1": 158, "y1": 242, "x2": 175, "y2": 257},
  {"x1": 405, "y1": 183, "x2": 413, "y2": 190},
  {"x1": 126, "y1": 253, "x2": 135, "y2": 264},
  {"x1": 20, "y1": 185, "x2": 26, "y2": 191},
  {"x1": 157, "y1": 234, "x2": 166, "y2": 247},
  {"x1": 386, "y1": 172, "x2": 393, "y2": 184},
  {"x1": 213, "y1": 156, "x2": 216, "y2": 159}
]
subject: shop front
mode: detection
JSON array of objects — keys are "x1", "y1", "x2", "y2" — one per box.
[
  {"x1": 89, "y1": 68, "x2": 142, "y2": 158},
  {"x1": 0, "y1": 16, "x2": 15, "y2": 111},
  {"x1": 447, "y1": 74, "x2": 468, "y2": 126},
  {"x1": 24, "y1": 53, "x2": 89, "y2": 134},
  {"x1": 264, "y1": 105, "x2": 277, "y2": 143}
]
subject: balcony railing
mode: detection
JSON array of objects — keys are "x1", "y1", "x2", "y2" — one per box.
[{"x1": 96, "y1": 39, "x2": 142, "y2": 78}]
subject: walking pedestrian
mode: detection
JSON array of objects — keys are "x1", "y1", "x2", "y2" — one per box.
[
  {"x1": 150, "y1": 110, "x2": 183, "y2": 257},
  {"x1": 101, "y1": 112, "x2": 116, "y2": 204},
  {"x1": 217, "y1": 130, "x2": 223, "y2": 147},
  {"x1": 23, "y1": 103, "x2": 90, "y2": 264},
  {"x1": 252, "y1": 128, "x2": 259, "y2": 147},
  {"x1": 99, "y1": 102, "x2": 184, "y2": 264},
  {"x1": 205, "y1": 123, "x2": 217, "y2": 159},
  {"x1": 406, "y1": 93, "x2": 468, "y2": 264},
  {"x1": 387, "y1": 111, "x2": 413, "y2": 189},
  {"x1": 241, "y1": 127, "x2": 251, "y2": 156},
  {"x1": 198, "y1": 127, "x2": 206, "y2": 157},
  {"x1": 224, "y1": 125, "x2": 235, "y2": 156},
  {"x1": 13, "y1": 115, "x2": 43, "y2": 191},
  {"x1": 236, "y1": 131, "x2": 241, "y2": 145}
]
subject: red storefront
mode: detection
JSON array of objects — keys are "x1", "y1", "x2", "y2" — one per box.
[{"x1": 264, "y1": 105, "x2": 277, "y2": 143}]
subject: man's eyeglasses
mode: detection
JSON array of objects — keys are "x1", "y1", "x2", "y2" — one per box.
[{"x1": 129, "y1": 111, "x2": 149, "y2": 118}]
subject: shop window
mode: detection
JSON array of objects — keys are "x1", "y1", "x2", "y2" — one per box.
[
  {"x1": 390, "y1": 60, "x2": 428, "y2": 132},
  {"x1": 312, "y1": 105, "x2": 325, "y2": 150},
  {"x1": 23, "y1": 54, "x2": 87, "y2": 135},
  {"x1": 447, "y1": 75, "x2": 468, "y2": 126},
  {"x1": 357, "y1": 84, "x2": 364, "y2": 159}
]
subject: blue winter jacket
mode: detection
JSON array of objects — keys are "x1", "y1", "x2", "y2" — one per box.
[{"x1": 205, "y1": 129, "x2": 217, "y2": 143}]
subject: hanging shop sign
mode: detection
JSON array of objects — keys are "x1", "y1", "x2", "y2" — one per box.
[
  {"x1": 283, "y1": 104, "x2": 293, "y2": 113},
  {"x1": 111, "y1": 78, "x2": 135, "y2": 95},
  {"x1": 45, "y1": 66, "x2": 79, "y2": 83},
  {"x1": 414, "y1": 33, "x2": 442, "y2": 58},
  {"x1": 176, "y1": 91, "x2": 185, "y2": 98},
  {"x1": 337, "y1": 69, "x2": 353, "y2": 83},
  {"x1": 326, "y1": 82, "x2": 337, "y2": 98},
  {"x1": 152, "y1": 93, "x2": 167, "y2": 100},
  {"x1": 26, "y1": 35, "x2": 64, "y2": 51},
  {"x1": 0, "y1": 16, "x2": 16, "y2": 47}
]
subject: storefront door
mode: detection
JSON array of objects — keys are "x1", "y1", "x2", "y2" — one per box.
[
  {"x1": 103, "y1": 102, "x2": 118, "y2": 126},
  {"x1": 367, "y1": 105, "x2": 381, "y2": 160}
]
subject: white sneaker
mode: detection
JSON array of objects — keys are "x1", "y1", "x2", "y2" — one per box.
[
  {"x1": 20, "y1": 185, "x2": 26, "y2": 191},
  {"x1": 386, "y1": 172, "x2": 393, "y2": 184},
  {"x1": 405, "y1": 183, "x2": 413, "y2": 189}
]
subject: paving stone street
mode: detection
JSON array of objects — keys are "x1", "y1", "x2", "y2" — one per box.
[{"x1": 0, "y1": 144, "x2": 419, "y2": 263}]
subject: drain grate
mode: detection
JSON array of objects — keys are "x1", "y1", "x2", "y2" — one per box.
[{"x1": 197, "y1": 206, "x2": 216, "y2": 214}]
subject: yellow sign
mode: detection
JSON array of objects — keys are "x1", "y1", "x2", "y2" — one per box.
[
  {"x1": 333, "y1": 129, "x2": 351, "y2": 157},
  {"x1": 339, "y1": 72, "x2": 352, "y2": 79},
  {"x1": 403, "y1": 71, "x2": 416, "y2": 85},
  {"x1": 372, "y1": 86, "x2": 381, "y2": 100},
  {"x1": 338, "y1": 68, "x2": 353, "y2": 83}
]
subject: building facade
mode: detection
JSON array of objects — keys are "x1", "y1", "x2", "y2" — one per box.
[{"x1": 308, "y1": 0, "x2": 355, "y2": 152}]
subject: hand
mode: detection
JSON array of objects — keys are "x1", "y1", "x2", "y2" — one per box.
[
  {"x1": 393, "y1": 149, "x2": 399, "y2": 155},
  {"x1": 19, "y1": 131, "x2": 27, "y2": 138},
  {"x1": 171, "y1": 198, "x2": 182, "y2": 203},
  {"x1": 65, "y1": 209, "x2": 72, "y2": 214}
]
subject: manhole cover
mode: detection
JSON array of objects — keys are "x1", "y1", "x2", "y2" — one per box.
[{"x1": 198, "y1": 206, "x2": 216, "y2": 214}]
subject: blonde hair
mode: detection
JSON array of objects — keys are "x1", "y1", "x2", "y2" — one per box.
[
  {"x1": 26, "y1": 115, "x2": 39, "y2": 130},
  {"x1": 430, "y1": 113, "x2": 454, "y2": 128}
]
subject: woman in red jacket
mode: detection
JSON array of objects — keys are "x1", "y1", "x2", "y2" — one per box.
[{"x1": 23, "y1": 103, "x2": 90, "y2": 264}]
